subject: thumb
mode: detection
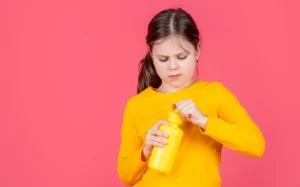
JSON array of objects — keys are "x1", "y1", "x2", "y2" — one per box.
[{"x1": 184, "y1": 113, "x2": 192, "y2": 118}]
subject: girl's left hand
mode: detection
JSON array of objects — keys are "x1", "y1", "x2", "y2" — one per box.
[{"x1": 174, "y1": 99, "x2": 208, "y2": 130}]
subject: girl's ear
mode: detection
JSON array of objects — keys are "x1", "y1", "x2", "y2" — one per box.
[{"x1": 196, "y1": 44, "x2": 201, "y2": 60}]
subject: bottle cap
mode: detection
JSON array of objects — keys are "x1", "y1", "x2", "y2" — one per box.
[{"x1": 168, "y1": 109, "x2": 183, "y2": 125}]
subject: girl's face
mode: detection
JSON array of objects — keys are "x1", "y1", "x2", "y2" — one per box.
[{"x1": 151, "y1": 35, "x2": 200, "y2": 92}]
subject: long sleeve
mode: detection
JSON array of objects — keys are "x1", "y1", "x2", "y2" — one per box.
[
  {"x1": 117, "y1": 98, "x2": 148, "y2": 186},
  {"x1": 200, "y1": 82, "x2": 265, "y2": 157}
]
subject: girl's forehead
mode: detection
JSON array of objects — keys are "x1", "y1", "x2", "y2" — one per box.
[{"x1": 152, "y1": 36, "x2": 193, "y2": 55}]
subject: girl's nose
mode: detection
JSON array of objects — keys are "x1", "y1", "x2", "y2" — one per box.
[{"x1": 169, "y1": 58, "x2": 179, "y2": 70}]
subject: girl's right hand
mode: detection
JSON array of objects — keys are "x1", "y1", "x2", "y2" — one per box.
[{"x1": 142, "y1": 120, "x2": 170, "y2": 161}]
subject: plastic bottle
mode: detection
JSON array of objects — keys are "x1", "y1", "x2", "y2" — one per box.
[{"x1": 148, "y1": 109, "x2": 184, "y2": 174}]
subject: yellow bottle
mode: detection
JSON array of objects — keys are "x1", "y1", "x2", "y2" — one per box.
[{"x1": 148, "y1": 109, "x2": 183, "y2": 174}]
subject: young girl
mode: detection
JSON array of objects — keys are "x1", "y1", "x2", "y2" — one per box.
[{"x1": 117, "y1": 8, "x2": 265, "y2": 187}]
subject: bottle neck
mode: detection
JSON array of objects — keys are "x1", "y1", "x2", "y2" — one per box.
[{"x1": 169, "y1": 123, "x2": 180, "y2": 128}]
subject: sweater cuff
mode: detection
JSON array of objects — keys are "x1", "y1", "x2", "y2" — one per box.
[
  {"x1": 198, "y1": 116, "x2": 221, "y2": 136},
  {"x1": 132, "y1": 145, "x2": 149, "y2": 173}
]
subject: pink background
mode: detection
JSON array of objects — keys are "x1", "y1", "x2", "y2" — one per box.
[{"x1": 1, "y1": 0, "x2": 299, "y2": 186}]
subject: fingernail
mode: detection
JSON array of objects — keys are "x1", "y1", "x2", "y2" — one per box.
[{"x1": 172, "y1": 104, "x2": 176, "y2": 110}]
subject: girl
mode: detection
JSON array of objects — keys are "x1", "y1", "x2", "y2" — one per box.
[{"x1": 117, "y1": 8, "x2": 265, "y2": 187}]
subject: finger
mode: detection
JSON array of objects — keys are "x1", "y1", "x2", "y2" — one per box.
[
  {"x1": 152, "y1": 136, "x2": 167, "y2": 144},
  {"x1": 181, "y1": 106, "x2": 192, "y2": 114},
  {"x1": 177, "y1": 99, "x2": 193, "y2": 111},
  {"x1": 152, "y1": 129, "x2": 168, "y2": 138},
  {"x1": 172, "y1": 104, "x2": 176, "y2": 110},
  {"x1": 180, "y1": 101, "x2": 197, "y2": 115},
  {"x1": 146, "y1": 133, "x2": 152, "y2": 141},
  {"x1": 148, "y1": 140, "x2": 165, "y2": 148},
  {"x1": 187, "y1": 105, "x2": 199, "y2": 116},
  {"x1": 147, "y1": 129, "x2": 154, "y2": 135},
  {"x1": 153, "y1": 120, "x2": 170, "y2": 130},
  {"x1": 175, "y1": 99, "x2": 188, "y2": 109},
  {"x1": 148, "y1": 136, "x2": 167, "y2": 147},
  {"x1": 180, "y1": 104, "x2": 193, "y2": 114},
  {"x1": 183, "y1": 112, "x2": 192, "y2": 118}
]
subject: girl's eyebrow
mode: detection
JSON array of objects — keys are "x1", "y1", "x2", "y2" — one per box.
[{"x1": 156, "y1": 51, "x2": 188, "y2": 57}]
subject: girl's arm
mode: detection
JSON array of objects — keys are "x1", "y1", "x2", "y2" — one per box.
[
  {"x1": 199, "y1": 82, "x2": 265, "y2": 157},
  {"x1": 117, "y1": 98, "x2": 148, "y2": 186}
]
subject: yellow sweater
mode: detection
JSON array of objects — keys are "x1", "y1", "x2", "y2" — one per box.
[{"x1": 117, "y1": 80, "x2": 265, "y2": 187}]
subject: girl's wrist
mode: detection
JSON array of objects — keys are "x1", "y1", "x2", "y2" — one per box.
[
  {"x1": 196, "y1": 115, "x2": 208, "y2": 130},
  {"x1": 141, "y1": 146, "x2": 151, "y2": 162}
]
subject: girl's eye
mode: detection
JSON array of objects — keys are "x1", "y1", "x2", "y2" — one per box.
[
  {"x1": 159, "y1": 58, "x2": 168, "y2": 62},
  {"x1": 178, "y1": 56, "x2": 187, "y2": 60},
  {"x1": 158, "y1": 55, "x2": 187, "y2": 62}
]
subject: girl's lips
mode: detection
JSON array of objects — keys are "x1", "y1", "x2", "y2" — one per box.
[{"x1": 169, "y1": 74, "x2": 181, "y2": 79}]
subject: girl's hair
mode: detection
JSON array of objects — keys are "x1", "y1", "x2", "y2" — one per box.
[{"x1": 137, "y1": 8, "x2": 201, "y2": 94}]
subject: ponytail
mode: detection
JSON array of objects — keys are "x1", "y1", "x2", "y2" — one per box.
[{"x1": 137, "y1": 52, "x2": 161, "y2": 94}]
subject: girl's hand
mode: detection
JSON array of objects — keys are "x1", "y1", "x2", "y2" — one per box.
[
  {"x1": 174, "y1": 99, "x2": 208, "y2": 130},
  {"x1": 142, "y1": 120, "x2": 170, "y2": 161}
]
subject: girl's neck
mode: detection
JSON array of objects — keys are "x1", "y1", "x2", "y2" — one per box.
[{"x1": 156, "y1": 78, "x2": 196, "y2": 93}]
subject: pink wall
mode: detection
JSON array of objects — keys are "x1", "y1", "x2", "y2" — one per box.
[{"x1": 1, "y1": 0, "x2": 299, "y2": 186}]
